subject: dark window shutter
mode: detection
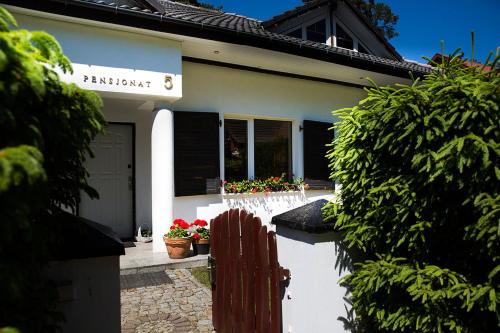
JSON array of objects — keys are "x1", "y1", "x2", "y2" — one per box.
[
  {"x1": 303, "y1": 120, "x2": 332, "y2": 182},
  {"x1": 174, "y1": 111, "x2": 220, "y2": 196}
]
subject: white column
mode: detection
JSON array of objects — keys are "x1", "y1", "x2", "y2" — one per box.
[
  {"x1": 151, "y1": 107, "x2": 174, "y2": 252},
  {"x1": 247, "y1": 119, "x2": 255, "y2": 179}
]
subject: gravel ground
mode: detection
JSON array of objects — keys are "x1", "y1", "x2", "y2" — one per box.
[{"x1": 121, "y1": 268, "x2": 215, "y2": 333}]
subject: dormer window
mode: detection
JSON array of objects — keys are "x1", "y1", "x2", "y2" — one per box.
[
  {"x1": 336, "y1": 23, "x2": 353, "y2": 50},
  {"x1": 306, "y1": 19, "x2": 326, "y2": 43}
]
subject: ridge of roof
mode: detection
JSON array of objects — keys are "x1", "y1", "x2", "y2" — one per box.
[{"x1": 6, "y1": 0, "x2": 432, "y2": 77}]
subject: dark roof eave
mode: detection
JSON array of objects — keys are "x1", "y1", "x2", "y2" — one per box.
[{"x1": 7, "y1": 0, "x2": 430, "y2": 79}]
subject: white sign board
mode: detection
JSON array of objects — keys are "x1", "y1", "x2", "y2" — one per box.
[{"x1": 56, "y1": 63, "x2": 182, "y2": 101}]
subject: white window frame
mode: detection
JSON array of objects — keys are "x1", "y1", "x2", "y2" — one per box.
[
  {"x1": 222, "y1": 115, "x2": 295, "y2": 181},
  {"x1": 303, "y1": 15, "x2": 331, "y2": 45},
  {"x1": 332, "y1": 17, "x2": 373, "y2": 55},
  {"x1": 283, "y1": 14, "x2": 331, "y2": 45}
]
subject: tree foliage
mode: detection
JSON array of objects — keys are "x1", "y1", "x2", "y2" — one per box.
[
  {"x1": 349, "y1": 0, "x2": 399, "y2": 40},
  {"x1": 0, "y1": 7, "x2": 105, "y2": 331},
  {"x1": 326, "y1": 51, "x2": 500, "y2": 332},
  {"x1": 302, "y1": 0, "x2": 398, "y2": 39}
]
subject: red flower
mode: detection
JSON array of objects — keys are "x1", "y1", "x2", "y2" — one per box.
[
  {"x1": 192, "y1": 233, "x2": 201, "y2": 240},
  {"x1": 170, "y1": 225, "x2": 176, "y2": 230},
  {"x1": 251, "y1": 187, "x2": 258, "y2": 194},
  {"x1": 173, "y1": 218, "x2": 189, "y2": 229},
  {"x1": 193, "y1": 219, "x2": 208, "y2": 227}
]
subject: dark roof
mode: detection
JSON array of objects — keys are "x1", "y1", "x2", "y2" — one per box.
[
  {"x1": 263, "y1": 0, "x2": 402, "y2": 61},
  {"x1": 7, "y1": 0, "x2": 432, "y2": 78},
  {"x1": 49, "y1": 212, "x2": 125, "y2": 261},
  {"x1": 271, "y1": 199, "x2": 336, "y2": 234}
]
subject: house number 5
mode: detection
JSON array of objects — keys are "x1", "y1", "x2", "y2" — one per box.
[{"x1": 164, "y1": 75, "x2": 173, "y2": 90}]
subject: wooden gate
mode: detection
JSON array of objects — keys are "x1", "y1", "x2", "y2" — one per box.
[{"x1": 209, "y1": 209, "x2": 290, "y2": 333}]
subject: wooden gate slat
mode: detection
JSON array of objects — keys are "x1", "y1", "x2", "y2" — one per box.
[
  {"x1": 210, "y1": 215, "x2": 220, "y2": 331},
  {"x1": 268, "y1": 231, "x2": 281, "y2": 333},
  {"x1": 229, "y1": 209, "x2": 243, "y2": 332},
  {"x1": 221, "y1": 211, "x2": 231, "y2": 333},
  {"x1": 256, "y1": 225, "x2": 270, "y2": 333},
  {"x1": 215, "y1": 213, "x2": 226, "y2": 333},
  {"x1": 241, "y1": 213, "x2": 254, "y2": 333}
]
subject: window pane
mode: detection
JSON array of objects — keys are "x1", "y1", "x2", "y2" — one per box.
[
  {"x1": 306, "y1": 19, "x2": 326, "y2": 43},
  {"x1": 254, "y1": 120, "x2": 292, "y2": 179},
  {"x1": 287, "y1": 28, "x2": 302, "y2": 39},
  {"x1": 224, "y1": 119, "x2": 248, "y2": 181},
  {"x1": 336, "y1": 24, "x2": 353, "y2": 49}
]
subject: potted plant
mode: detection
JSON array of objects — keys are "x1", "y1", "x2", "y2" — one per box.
[
  {"x1": 163, "y1": 219, "x2": 192, "y2": 259},
  {"x1": 191, "y1": 219, "x2": 210, "y2": 255}
]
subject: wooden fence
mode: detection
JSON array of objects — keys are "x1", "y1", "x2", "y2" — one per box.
[{"x1": 210, "y1": 209, "x2": 290, "y2": 333}]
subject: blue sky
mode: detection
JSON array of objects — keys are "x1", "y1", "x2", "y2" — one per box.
[{"x1": 204, "y1": 0, "x2": 500, "y2": 63}]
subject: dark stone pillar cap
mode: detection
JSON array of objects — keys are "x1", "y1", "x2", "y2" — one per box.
[{"x1": 271, "y1": 199, "x2": 335, "y2": 234}]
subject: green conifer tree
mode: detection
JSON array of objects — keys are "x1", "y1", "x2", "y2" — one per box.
[{"x1": 326, "y1": 51, "x2": 500, "y2": 332}]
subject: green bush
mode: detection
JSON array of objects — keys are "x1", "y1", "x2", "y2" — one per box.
[
  {"x1": 0, "y1": 7, "x2": 105, "y2": 332},
  {"x1": 326, "y1": 52, "x2": 499, "y2": 332}
]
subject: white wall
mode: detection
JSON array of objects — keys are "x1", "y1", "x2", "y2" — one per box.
[
  {"x1": 277, "y1": 227, "x2": 350, "y2": 333},
  {"x1": 45, "y1": 256, "x2": 121, "y2": 333},
  {"x1": 14, "y1": 13, "x2": 182, "y2": 75},
  {"x1": 171, "y1": 61, "x2": 363, "y2": 224},
  {"x1": 174, "y1": 61, "x2": 364, "y2": 180}
]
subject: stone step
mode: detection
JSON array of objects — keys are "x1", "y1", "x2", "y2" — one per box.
[{"x1": 120, "y1": 254, "x2": 208, "y2": 275}]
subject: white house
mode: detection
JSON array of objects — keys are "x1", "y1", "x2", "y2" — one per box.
[{"x1": 3, "y1": 0, "x2": 430, "y2": 252}]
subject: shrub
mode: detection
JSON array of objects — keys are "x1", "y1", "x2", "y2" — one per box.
[
  {"x1": 0, "y1": 7, "x2": 105, "y2": 331},
  {"x1": 326, "y1": 52, "x2": 499, "y2": 332}
]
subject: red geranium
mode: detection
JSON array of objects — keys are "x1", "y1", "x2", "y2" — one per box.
[
  {"x1": 170, "y1": 225, "x2": 176, "y2": 230},
  {"x1": 173, "y1": 218, "x2": 190, "y2": 229},
  {"x1": 192, "y1": 233, "x2": 201, "y2": 241},
  {"x1": 192, "y1": 219, "x2": 208, "y2": 227}
]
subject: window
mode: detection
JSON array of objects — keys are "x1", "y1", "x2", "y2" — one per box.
[
  {"x1": 306, "y1": 19, "x2": 326, "y2": 43},
  {"x1": 224, "y1": 119, "x2": 248, "y2": 181},
  {"x1": 287, "y1": 28, "x2": 302, "y2": 39},
  {"x1": 174, "y1": 111, "x2": 220, "y2": 196},
  {"x1": 254, "y1": 120, "x2": 292, "y2": 179},
  {"x1": 223, "y1": 119, "x2": 292, "y2": 181},
  {"x1": 358, "y1": 43, "x2": 370, "y2": 54},
  {"x1": 336, "y1": 23, "x2": 353, "y2": 49}
]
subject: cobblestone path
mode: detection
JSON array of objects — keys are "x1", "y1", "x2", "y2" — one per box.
[{"x1": 121, "y1": 269, "x2": 215, "y2": 333}]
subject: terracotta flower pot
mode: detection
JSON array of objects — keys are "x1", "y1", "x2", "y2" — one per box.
[
  {"x1": 163, "y1": 236, "x2": 191, "y2": 259},
  {"x1": 193, "y1": 238, "x2": 210, "y2": 255}
]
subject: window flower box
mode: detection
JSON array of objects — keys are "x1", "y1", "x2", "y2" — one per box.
[{"x1": 222, "y1": 175, "x2": 305, "y2": 195}]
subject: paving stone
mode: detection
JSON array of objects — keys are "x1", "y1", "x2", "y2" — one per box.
[{"x1": 121, "y1": 268, "x2": 215, "y2": 332}]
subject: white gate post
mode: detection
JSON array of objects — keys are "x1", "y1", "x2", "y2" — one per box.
[
  {"x1": 273, "y1": 200, "x2": 351, "y2": 332},
  {"x1": 151, "y1": 107, "x2": 174, "y2": 252}
]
